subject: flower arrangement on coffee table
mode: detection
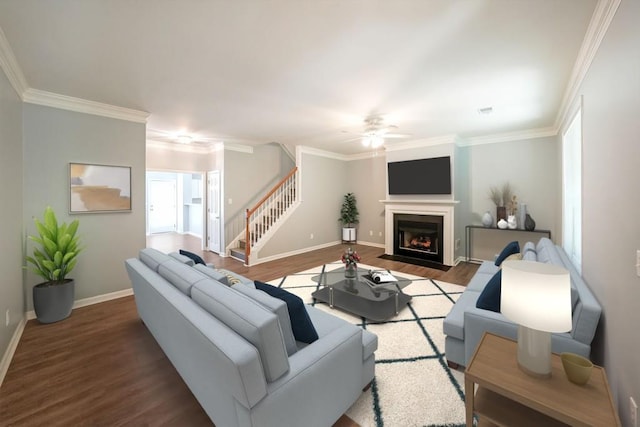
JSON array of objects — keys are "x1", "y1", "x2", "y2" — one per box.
[
  {"x1": 341, "y1": 247, "x2": 361, "y2": 265},
  {"x1": 341, "y1": 247, "x2": 361, "y2": 278}
]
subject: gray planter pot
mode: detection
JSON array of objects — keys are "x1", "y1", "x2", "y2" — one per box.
[{"x1": 33, "y1": 279, "x2": 75, "y2": 324}]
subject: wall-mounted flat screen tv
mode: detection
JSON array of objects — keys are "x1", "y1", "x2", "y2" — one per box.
[{"x1": 387, "y1": 156, "x2": 452, "y2": 195}]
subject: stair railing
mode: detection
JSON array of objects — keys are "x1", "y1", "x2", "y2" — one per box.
[{"x1": 245, "y1": 166, "x2": 298, "y2": 263}]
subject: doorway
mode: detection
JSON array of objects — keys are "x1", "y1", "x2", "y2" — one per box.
[
  {"x1": 207, "y1": 170, "x2": 222, "y2": 254},
  {"x1": 148, "y1": 179, "x2": 177, "y2": 233},
  {"x1": 146, "y1": 171, "x2": 205, "y2": 246}
]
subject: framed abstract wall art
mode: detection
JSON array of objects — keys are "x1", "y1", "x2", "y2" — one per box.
[{"x1": 69, "y1": 163, "x2": 132, "y2": 213}]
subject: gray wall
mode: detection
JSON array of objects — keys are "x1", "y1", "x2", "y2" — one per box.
[
  {"x1": 223, "y1": 144, "x2": 294, "y2": 245},
  {"x1": 146, "y1": 144, "x2": 214, "y2": 172},
  {"x1": 260, "y1": 151, "x2": 348, "y2": 257},
  {"x1": 576, "y1": 0, "x2": 640, "y2": 423},
  {"x1": 465, "y1": 135, "x2": 560, "y2": 238},
  {"x1": 453, "y1": 144, "x2": 470, "y2": 260},
  {"x1": 0, "y1": 66, "x2": 24, "y2": 360},
  {"x1": 22, "y1": 104, "x2": 146, "y2": 310},
  {"x1": 348, "y1": 154, "x2": 387, "y2": 246}
]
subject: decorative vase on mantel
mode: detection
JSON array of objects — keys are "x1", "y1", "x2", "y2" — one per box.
[
  {"x1": 496, "y1": 206, "x2": 507, "y2": 225},
  {"x1": 525, "y1": 213, "x2": 536, "y2": 231},
  {"x1": 481, "y1": 211, "x2": 493, "y2": 228}
]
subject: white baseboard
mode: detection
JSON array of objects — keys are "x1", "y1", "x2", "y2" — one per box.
[
  {"x1": 354, "y1": 240, "x2": 385, "y2": 249},
  {"x1": 252, "y1": 240, "x2": 342, "y2": 265},
  {"x1": 26, "y1": 288, "x2": 134, "y2": 320},
  {"x1": 0, "y1": 315, "x2": 26, "y2": 388}
]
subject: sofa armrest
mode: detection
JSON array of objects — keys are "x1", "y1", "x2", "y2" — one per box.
[
  {"x1": 251, "y1": 323, "x2": 365, "y2": 426},
  {"x1": 464, "y1": 308, "x2": 593, "y2": 366},
  {"x1": 464, "y1": 309, "x2": 519, "y2": 365}
]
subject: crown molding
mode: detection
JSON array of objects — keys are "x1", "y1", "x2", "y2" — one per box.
[
  {"x1": 384, "y1": 135, "x2": 461, "y2": 152},
  {"x1": 461, "y1": 127, "x2": 558, "y2": 146},
  {"x1": 554, "y1": 0, "x2": 621, "y2": 129},
  {"x1": 0, "y1": 25, "x2": 28, "y2": 97},
  {"x1": 146, "y1": 139, "x2": 219, "y2": 154},
  {"x1": 298, "y1": 145, "x2": 350, "y2": 161},
  {"x1": 223, "y1": 143, "x2": 253, "y2": 154},
  {"x1": 23, "y1": 88, "x2": 149, "y2": 123}
]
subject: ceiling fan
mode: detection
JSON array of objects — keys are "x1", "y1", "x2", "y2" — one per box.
[{"x1": 346, "y1": 116, "x2": 411, "y2": 148}]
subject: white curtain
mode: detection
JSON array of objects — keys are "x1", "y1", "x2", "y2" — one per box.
[{"x1": 562, "y1": 107, "x2": 582, "y2": 272}]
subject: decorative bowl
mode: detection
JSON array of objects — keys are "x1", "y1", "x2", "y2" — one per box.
[{"x1": 560, "y1": 352, "x2": 593, "y2": 385}]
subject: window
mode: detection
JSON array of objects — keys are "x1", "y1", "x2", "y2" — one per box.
[{"x1": 562, "y1": 106, "x2": 582, "y2": 272}]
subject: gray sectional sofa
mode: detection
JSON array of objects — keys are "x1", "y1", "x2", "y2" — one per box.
[
  {"x1": 125, "y1": 248, "x2": 377, "y2": 427},
  {"x1": 443, "y1": 238, "x2": 602, "y2": 368}
]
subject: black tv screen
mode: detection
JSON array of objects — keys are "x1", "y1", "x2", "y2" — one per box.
[{"x1": 387, "y1": 156, "x2": 452, "y2": 195}]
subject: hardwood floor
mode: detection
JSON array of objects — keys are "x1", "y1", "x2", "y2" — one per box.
[
  {"x1": 0, "y1": 233, "x2": 477, "y2": 426},
  {"x1": 146, "y1": 232, "x2": 478, "y2": 285}
]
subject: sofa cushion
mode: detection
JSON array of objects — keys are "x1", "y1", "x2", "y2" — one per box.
[
  {"x1": 169, "y1": 251, "x2": 195, "y2": 266},
  {"x1": 495, "y1": 241, "x2": 520, "y2": 266},
  {"x1": 193, "y1": 264, "x2": 231, "y2": 286},
  {"x1": 535, "y1": 238, "x2": 579, "y2": 310},
  {"x1": 179, "y1": 249, "x2": 206, "y2": 265},
  {"x1": 522, "y1": 241, "x2": 537, "y2": 261},
  {"x1": 191, "y1": 280, "x2": 290, "y2": 382},
  {"x1": 233, "y1": 283, "x2": 298, "y2": 356},
  {"x1": 476, "y1": 270, "x2": 502, "y2": 312},
  {"x1": 157, "y1": 259, "x2": 211, "y2": 296},
  {"x1": 254, "y1": 281, "x2": 319, "y2": 344},
  {"x1": 139, "y1": 248, "x2": 172, "y2": 272},
  {"x1": 443, "y1": 290, "x2": 481, "y2": 340},
  {"x1": 216, "y1": 268, "x2": 255, "y2": 287},
  {"x1": 466, "y1": 261, "x2": 498, "y2": 293}
]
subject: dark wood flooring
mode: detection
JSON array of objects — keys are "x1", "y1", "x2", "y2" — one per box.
[{"x1": 0, "y1": 233, "x2": 478, "y2": 427}]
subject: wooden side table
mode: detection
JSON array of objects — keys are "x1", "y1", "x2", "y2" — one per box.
[{"x1": 464, "y1": 333, "x2": 620, "y2": 426}]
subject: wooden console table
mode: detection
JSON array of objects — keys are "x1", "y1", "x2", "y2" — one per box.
[
  {"x1": 465, "y1": 225, "x2": 551, "y2": 262},
  {"x1": 464, "y1": 333, "x2": 620, "y2": 426}
]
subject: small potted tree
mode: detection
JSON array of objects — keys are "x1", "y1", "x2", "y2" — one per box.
[
  {"x1": 26, "y1": 206, "x2": 83, "y2": 323},
  {"x1": 339, "y1": 193, "x2": 359, "y2": 243}
]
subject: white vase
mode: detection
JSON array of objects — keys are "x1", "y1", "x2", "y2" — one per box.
[
  {"x1": 507, "y1": 215, "x2": 517, "y2": 229},
  {"x1": 481, "y1": 211, "x2": 493, "y2": 227},
  {"x1": 497, "y1": 219, "x2": 508, "y2": 229}
]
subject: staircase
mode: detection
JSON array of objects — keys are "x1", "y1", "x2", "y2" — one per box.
[{"x1": 229, "y1": 167, "x2": 298, "y2": 265}]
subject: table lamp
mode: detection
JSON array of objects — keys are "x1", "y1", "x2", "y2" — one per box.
[{"x1": 501, "y1": 260, "x2": 572, "y2": 377}]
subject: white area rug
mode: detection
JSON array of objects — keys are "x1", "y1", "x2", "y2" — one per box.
[{"x1": 267, "y1": 262, "x2": 467, "y2": 427}]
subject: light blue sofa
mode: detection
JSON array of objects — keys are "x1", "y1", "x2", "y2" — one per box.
[
  {"x1": 443, "y1": 238, "x2": 602, "y2": 367},
  {"x1": 125, "y1": 248, "x2": 377, "y2": 427}
]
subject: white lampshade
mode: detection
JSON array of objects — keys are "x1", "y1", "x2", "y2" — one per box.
[{"x1": 501, "y1": 260, "x2": 572, "y2": 333}]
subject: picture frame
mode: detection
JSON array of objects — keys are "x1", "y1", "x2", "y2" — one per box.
[{"x1": 69, "y1": 163, "x2": 132, "y2": 213}]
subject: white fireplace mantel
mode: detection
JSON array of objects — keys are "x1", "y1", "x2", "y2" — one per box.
[{"x1": 383, "y1": 200, "x2": 457, "y2": 266}]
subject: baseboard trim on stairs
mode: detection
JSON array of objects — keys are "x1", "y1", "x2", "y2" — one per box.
[{"x1": 0, "y1": 315, "x2": 26, "y2": 387}]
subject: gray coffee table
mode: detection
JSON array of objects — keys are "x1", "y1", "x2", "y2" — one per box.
[{"x1": 311, "y1": 266, "x2": 412, "y2": 321}]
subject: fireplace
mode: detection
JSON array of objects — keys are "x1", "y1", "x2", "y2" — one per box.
[
  {"x1": 383, "y1": 201, "x2": 455, "y2": 266},
  {"x1": 394, "y1": 214, "x2": 444, "y2": 264}
]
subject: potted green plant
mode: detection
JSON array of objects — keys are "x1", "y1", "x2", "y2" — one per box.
[
  {"x1": 339, "y1": 193, "x2": 359, "y2": 243},
  {"x1": 26, "y1": 206, "x2": 83, "y2": 323}
]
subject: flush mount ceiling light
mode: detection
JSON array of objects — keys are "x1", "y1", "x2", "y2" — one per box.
[
  {"x1": 175, "y1": 135, "x2": 193, "y2": 144},
  {"x1": 361, "y1": 134, "x2": 384, "y2": 148}
]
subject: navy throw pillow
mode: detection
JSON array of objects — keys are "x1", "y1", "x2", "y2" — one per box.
[
  {"x1": 476, "y1": 270, "x2": 502, "y2": 313},
  {"x1": 254, "y1": 281, "x2": 319, "y2": 344},
  {"x1": 179, "y1": 249, "x2": 206, "y2": 265},
  {"x1": 495, "y1": 241, "x2": 520, "y2": 266}
]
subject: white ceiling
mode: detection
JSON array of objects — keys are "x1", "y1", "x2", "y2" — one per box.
[{"x1": 0, "y1": 0, "x2": 598, "y2": 154}]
